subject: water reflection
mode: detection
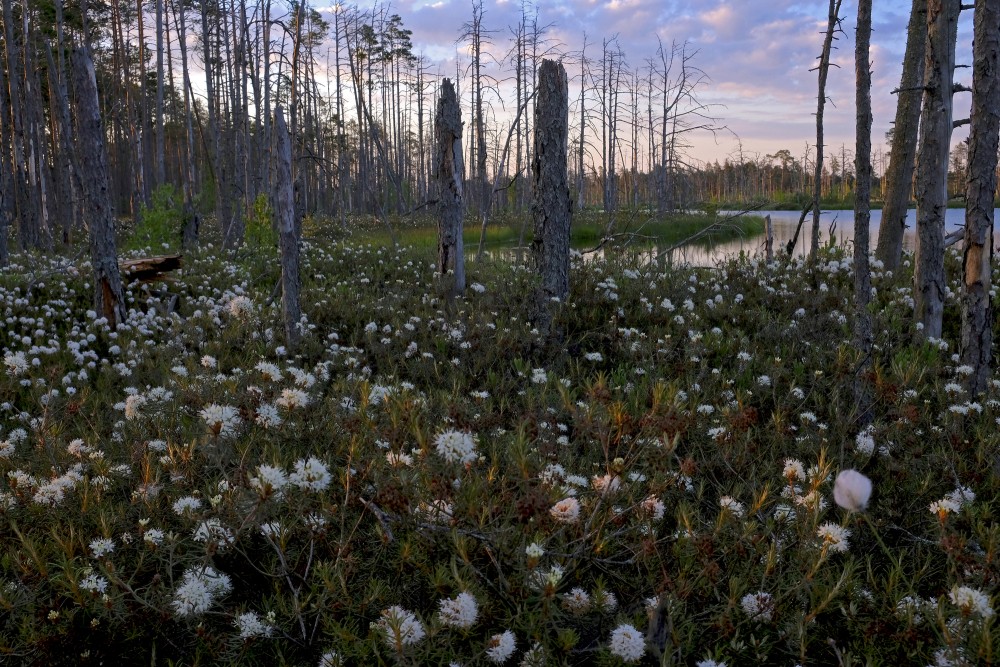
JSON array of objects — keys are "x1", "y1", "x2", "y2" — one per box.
[{"x1": 473, "y1": 209, "x2": 991, "y2": 267}]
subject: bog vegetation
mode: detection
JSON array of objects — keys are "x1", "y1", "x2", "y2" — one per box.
[{"x1": 0, "y1": 223, "x2": 997, "y2": 666}]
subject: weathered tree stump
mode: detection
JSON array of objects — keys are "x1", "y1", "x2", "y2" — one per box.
[
  {"x1": 530, "y1": 59, "x2": 571, "y2": 335},
  {"x1": 435, "y1": 78, "x2": 466, "y2": 299}
]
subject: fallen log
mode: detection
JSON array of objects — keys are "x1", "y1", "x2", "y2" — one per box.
[{"x1": 119, "y1": 254, "x2": 183, "y2": 283}]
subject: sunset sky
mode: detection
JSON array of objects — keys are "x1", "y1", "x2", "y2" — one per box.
[{"x1": 329, "y1": 0, "x2": 974, "y2": 167}]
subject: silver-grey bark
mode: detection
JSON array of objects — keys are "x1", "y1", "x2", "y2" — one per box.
[
  {"x1": 274, "y1": 106, "x2": 302, "y2": 349},
  {"x1": 960, "y1": 0, "x2": 1000, "y2": 396},
  {"x1": 73, "y1": 48, "x2": 127, "y2": 328},
  {"x1": 914, "y1": 0, "x2": 960, "y2": 338},
  {"x1": 434, "y1": 78, "x2": 466, "y2": 298},
  {"x1": 531, "y1": 59, "x2": 571, "y2": 333},
  {"x1": 854, "y1": 0, "x2": 874, "y2": 424},
  {"x1": 875, "y1": 0, "x2": 927, "y2": 270}
]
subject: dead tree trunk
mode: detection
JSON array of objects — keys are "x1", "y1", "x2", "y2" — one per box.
[
  {"x1": 73, "y1": 48, "x2": 127, "y2": 328},
  {"x1": 274, "y1": 106, "x2": 301, "y2": 349},
  {"x1": 531, "y1": 59, "x2": 571, "y2": 334},
  {"x1": 435, "y1": 78, "x2": 466, "y2": 298},
  {"x1": 810, "y1": 0, "x2": 844, "y2": 259},
  {"x1": 854, "y1": 0, "x2": 874, "y2": 424},
  {"x1": 875, "y1": 0, "x2": 927, "y2": 270},
  {"x1": 914, "y1": 0, "x2": 960, "y2": 339},
  {"x1": 960, "y1": 0, "x2": 1000, "y2": 396}
]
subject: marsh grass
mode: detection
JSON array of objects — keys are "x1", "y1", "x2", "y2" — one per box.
[
  {"x1": 322, "y1": 210, "x2": 765, "y2": 252},
  {"x1": 0, "y1": 227, "x2": 996, "y2": 666}
]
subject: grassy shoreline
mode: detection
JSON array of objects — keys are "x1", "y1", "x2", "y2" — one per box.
[{"x1": 343, "y1": 211, "x2": 766, "y2": 250}]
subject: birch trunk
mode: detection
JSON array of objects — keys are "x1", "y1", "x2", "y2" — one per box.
[
  {"x1": 914, "y1": 0, "x2": 960, "y2": 338},
  {"x1": 435, "y1": 79, "x2": 465, "y2": 298},
  {"x1": 960, "y1": 0, "x2": 1000, "y2": 395},
  {"x1": 73, "y1": 48, "x2": 127, "y2": 328},
  {"x1": 531, "y1": 59, "x2": 571, "y2": 334},
  {"x1": 875, "y1": 0, "x2": 927, "y2": 270},
  {"x1": 274, "y1": 107, "x2": 301, "y2": 349}
]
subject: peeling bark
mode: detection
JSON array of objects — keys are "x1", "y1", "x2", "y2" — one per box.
[{"x1": 960, "y1": 0, "x2": 1000, "y2": 395}]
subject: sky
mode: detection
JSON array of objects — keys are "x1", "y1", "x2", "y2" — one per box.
[{"x1": 318, "y1": 0, "x2": 974, "y2": 168}]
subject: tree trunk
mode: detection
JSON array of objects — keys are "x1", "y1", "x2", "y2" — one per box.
[
  {"x1": 531, "y1": 59, "x2": 571, "y2": 334},
  {"x1": 914, "y1": 0, "x2": 960, "y2": 338},
  {"x1": 274, "y1": 107, "x2": 301, "y2": 349},
  {"x1": 155, "y1": 0, "x2": 166, "y2": 186},
  {"x1": 810, "y1": 0, "x2": 844, "y2": 259},
  {"x1": 876, "y1": 0, "x2": 927, "y2": 270},
  {"x1": 854, "y1": 0, "x2": 874, "y2": 424},
  {"x1": 435, "y1": 78, "x2": 465, "y2": 299},
  {"x1": 73, "y1": 48, "x2": 127, "y2": 328},
  {"x1": 960, "y1": 0, "x2": 1000, "y2": 396}
]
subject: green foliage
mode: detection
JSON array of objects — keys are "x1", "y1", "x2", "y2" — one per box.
[
  {"x1": 245, "y1": 193, "x2": 277, "y2": 248},
  {"x1": 129, "y1": 184, "x2": 182, "y2": 252}
]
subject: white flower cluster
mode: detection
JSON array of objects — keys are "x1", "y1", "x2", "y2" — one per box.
[
  {"x1": 289, "y1": 457, "x2": 331, "y2": 492},
  {"x1": 949, "y1": 585, "x2": 993, "y2": 619},
  {"x1": 608, "y1": 622, "x2": 645, "y2": 663},
  {"x1": 485, "y1": 629, "x2": 516, "y2": 663},
  {"x1": 375, "y1": 605, "x2": 426, "y2": 648},
  {"x1": 437, "y1": 592, "x2": 478, "y2": 629},
  {"x1": 199, "y1": 404, "x2": 242, "y2": 438},
  {"x1": 172, "y1": 566, "x2": 232, "y2": 617},
  {"x1": 740, "y1": 591, "x2": 774, "y2": 622},
  {"x1": 433, "y1": 429, "x2": 478, "y2": 464},
  {"x1": 816, "y1": 522, "x2": 850, "y2": 553}
]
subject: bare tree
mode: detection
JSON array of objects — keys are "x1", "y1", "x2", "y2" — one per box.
[
  {"x1": 810, "y1": 0, "x2": 844, "y2": 259},
  {"x1": 531, "y1": 59, "x2": 570, "y2": 334},
  {"x1": 274, "y1": 106, "x2": 301, "y2": 349},
  {"x1": 875, "y1": 0, "x2": 927, "y2": 270},
  {"x1": 854, "y1": 0, "x2": 874, "y2": 423},
  {"x1": 960, "y1": 0, "x2": 1000, "y2": 395},
  {"x1": 914, "y1": 0, "x2": 960, "y2": 338},
  {"x1": 435, "y1": 78, "x2": 466, "y2": 299},
  {"x1": 73, "y1": 47, "x2": 127, "y2": 328}
]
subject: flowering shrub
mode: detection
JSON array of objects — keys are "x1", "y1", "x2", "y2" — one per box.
[{"x1": 0, "y1": 239, "x2": 997, "y2": 664}]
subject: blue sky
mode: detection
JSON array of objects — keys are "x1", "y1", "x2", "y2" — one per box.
[{"x1": 321, "y1": 0, "x2": 973, "y2": 166}]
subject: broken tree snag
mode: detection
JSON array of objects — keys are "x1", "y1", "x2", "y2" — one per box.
[
  {"x1": 960, "y1": 0, "x2": 1000, "y2": 396},
  {"x1": 914, "y1": 0, "x2": 960, "y2": 339},
  {"x1": 274, "y1": 106, "x2": 302, "y2": 349},
  {"x1": 434, "y1": 78, "x2": 466, "y2": 299},
  {"x1": 531, "y1": 59, "x2": 571, "y2": 335},
  {"x1": 72, "y1": 47, "x2": 126, "y2": 328}
]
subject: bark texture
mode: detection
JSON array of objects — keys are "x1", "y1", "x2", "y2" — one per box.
[
  {"x1": 274, "y1": 107, "x2": 301, "y2": 349},
  {"x1": 914, "y1": 0, "x2": 960, "y2": 339},
  {"x1": 960, "y1": 0, "x2": 1000, "y2": 396},
  {"x1": 531, "y1": 59, "x2": 571, "y2": 332},
  {"x1": 434, "y1": 78, "x2": 465, "y2": 298},
  {"x1": 854, "y1": 0, "x2": 874, "y2": 424},
  {"x1": 73, "y1": 48, "x2": 127, "y2": 328},
  {"x1": 876, "y1": 0, "x2": 927, "y2": 270},
  {"x1": 810, "y1": 0, "x2": 843, "y2": 260}
]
